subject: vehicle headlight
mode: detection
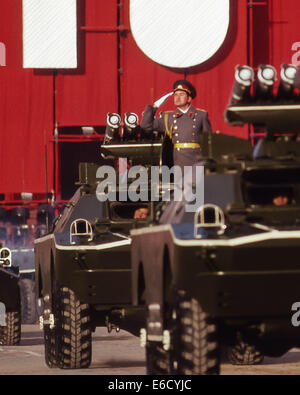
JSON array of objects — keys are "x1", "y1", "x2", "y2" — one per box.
[
  {"x1": 0, "y1": 248, "x2": 11, "y2": 267},
  {"x1": 281, "y1": 64, "x2": 297, "y2": 84},
  {"x1": 107, "y1": 113, "x2": 121, "y2": 129},
  {"x1": 124, "y1": 112, "x2": 139, "y2": 129}
]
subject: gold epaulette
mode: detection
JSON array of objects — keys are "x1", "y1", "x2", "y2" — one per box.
[
  {"x1": 164, "y1": 112, "x2": 174, "y2": 139},
  {"x1": 196, "y1": 108, "x2": 207, "y2": 112},
  {"x1": 159, "y1": 110, "x2": 172, "y2": 118}
]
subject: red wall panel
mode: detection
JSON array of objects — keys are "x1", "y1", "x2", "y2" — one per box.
[
  {"x1": 269, "y1": 0, "x2": 300, "y2": 69},
  {"x1": 0, "y1": 1, "x2": 53, "y2": 195},
  {"x1": 55, "y1": 0, "x2": 119, "y2": 126}
]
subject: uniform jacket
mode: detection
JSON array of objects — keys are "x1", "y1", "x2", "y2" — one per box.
[{"x1": 141, "y1": 104, "x2": 212, "y2": 169}]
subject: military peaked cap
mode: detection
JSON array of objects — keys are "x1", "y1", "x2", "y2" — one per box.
[{"x1": 173, "y1": 80, "x2": 196, "y2": 99}]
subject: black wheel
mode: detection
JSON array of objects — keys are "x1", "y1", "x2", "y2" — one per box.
[
  {"x1": 170, "y1": 291, "x2": 220, "y2": 375},
  {"x1": 146, "y1": 341, "x2": 170, "y2": 374},
  {"x1": 44, "y1": 324, "x2": 58, "y2": 368},
  {"x1": 52, "y1": 285, "x2": 92, "y2": 369},
  {"x1": 0, "y1": 310, "x2": 21, "y2": 345},
  {"x1": 19, "y1": 278, "x2": 38, "y2": 324},
  {"x1": 227, "y1": 332, "x2": 264, "y2": 365}
]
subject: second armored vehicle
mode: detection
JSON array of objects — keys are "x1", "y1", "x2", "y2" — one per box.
[
  {"x1": 0, "y1": 246, "x2": 21, "y2": 345},
  {"x1": 130, "y1": 64, "x2": 300, "y2": 374},
  {"x1": 35, "y1": 122, "x2": 163, "y2": 369}
]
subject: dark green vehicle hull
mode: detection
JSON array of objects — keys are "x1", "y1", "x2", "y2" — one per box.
[
  {"x1": 0, "y1": 267, "x2": 20, "y2": 311},
  {"x1": 35, "y1": 233, "x2": 133, "y2": 308},
  {"x1": 54, "y1": 245, "x2": 132, "y2": 306},
  {"x1": 173, "y1": 238, "x2": 300, "y2": 319}
]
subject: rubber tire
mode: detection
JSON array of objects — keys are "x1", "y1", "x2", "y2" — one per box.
[
  {"x1": 227, "y1": 332, "x2": 264, "y2": 365},
  {"x1": 0, "y1": 311, "x2": 21, "y2": 345},
  {"x1": 44, "y1": 325, "x2": 58, "y2": 368},
  {"x1": 172, "y1": 294, "x2": 220, "y2": 375},
  {"x1": 54, "y1": 286, "x2": 92, "y2": 369},
  {"x1": 146, "y1": 341, "x2": 170, "y2": 374},
  {"x1": 19, "y1": 278, "x2": 38, "y2": 324}
]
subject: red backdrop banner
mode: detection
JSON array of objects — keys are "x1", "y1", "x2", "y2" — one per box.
[{"x1": 0, "y1": 0, "x2": 299, "y2": 197}]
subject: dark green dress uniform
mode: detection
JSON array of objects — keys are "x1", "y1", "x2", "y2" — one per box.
[{"x1": 141, "y1": 104, "x2": 212, "y2": 170}]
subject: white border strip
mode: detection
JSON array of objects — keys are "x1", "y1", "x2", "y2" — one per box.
[
  {"x1": 103, "y1": 144, "x2": 162, "y2": 149},
  {"x1": 55, "y1": 239, "x2": 131, "y2": 251},
  {"x1": 131, "y1": 224, "x2": 300, "y2": 247},
  {"x1": 227, "y1": 105, "x2": 300, "y2": 112},
  {"x1": 35, "y1": 233, "x2": 131, "y2": 251},
  {"x1": 19, "y1": 269, "x2": 35, "y2": 274}
]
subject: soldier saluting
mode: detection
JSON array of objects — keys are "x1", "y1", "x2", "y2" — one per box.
[{"x1": 141, "y1": 80, "x2": 212, "y2": 170}]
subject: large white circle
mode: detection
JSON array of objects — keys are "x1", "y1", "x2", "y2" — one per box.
[{"x1": 130, "y1": 0, "x2": 230, "y2": 68}]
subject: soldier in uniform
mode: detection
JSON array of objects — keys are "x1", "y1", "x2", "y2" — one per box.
[{"x1": 141, "y1": 80, "x2": 212, "y2": 170}]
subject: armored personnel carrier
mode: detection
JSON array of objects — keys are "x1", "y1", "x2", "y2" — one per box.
[
  {"x1": 0, "y1": 244, "x2": 21, "y2": 345},
  {"x1": 34, "y1": 113, "x2": 164, "y2": 369},
  {"x1": 6, "y1": 206, "x2": 41, "y2": 324},
  {"x1": 0, "y1": 205, "x2": 45, "y2": 324},
  {"x1": 130, "y1": 64, "x2": 300, "y2": 374}
]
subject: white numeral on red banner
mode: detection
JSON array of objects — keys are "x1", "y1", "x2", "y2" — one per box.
[
  {"x1": 130, "y1": 0, "x2": 230, "y2": 68},
  {"x1": 22, "y1": 0, "x2": 77, "y2": 69}
]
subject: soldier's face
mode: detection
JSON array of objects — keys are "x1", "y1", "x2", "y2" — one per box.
[
  {"x1": 133, "y1": 208, "x2": 149, "y2": 219},
  {"x1": 174, "y1": 90, "x2": 191, "y2": 109}
]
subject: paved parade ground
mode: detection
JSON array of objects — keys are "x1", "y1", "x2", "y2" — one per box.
[{"x1": 0, "y1": 324, "x2": 300, "y2": 375}]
